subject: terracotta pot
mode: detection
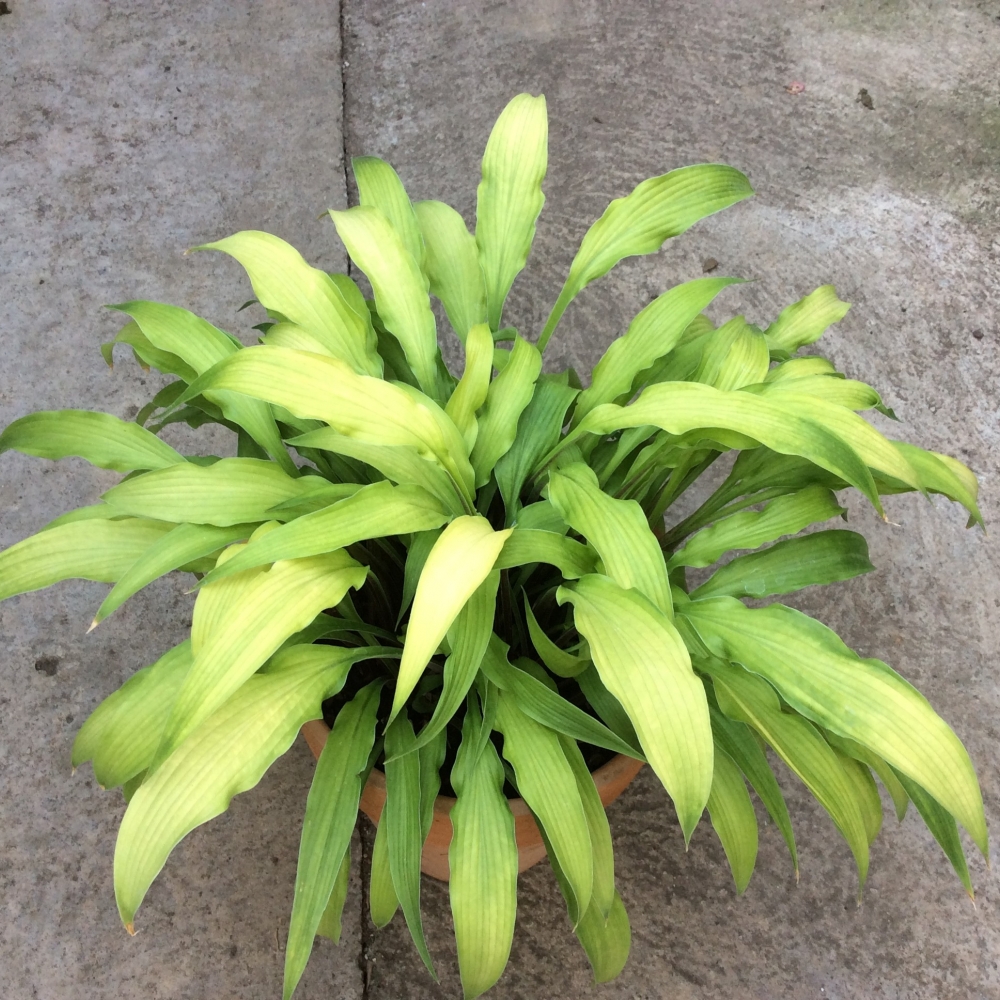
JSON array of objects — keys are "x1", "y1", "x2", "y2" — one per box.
[{"x1": 301, "y1": 719, "x2": 643, "y2": 881}]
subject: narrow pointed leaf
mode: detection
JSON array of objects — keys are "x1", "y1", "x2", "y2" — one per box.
[
  {"x1": 758, "y1": 374, "x2": 882, "y2": 412},
  {"x1": 706, "y1": 744, "x2": 758, "y2": 893},
  {"x1": 765, "y1": 286, "x2": 850, "y2": 353},
  {"x1": 493, "y1": 528, "x2": 596, "y2": 579},
  {"x1": 837, "y1": 751, "x2": 883, "y2": 845},
  {"x1": 369, "y1": 817, "x2": 399, "y2": 928},
  {"x1": 576, "y1": 665, "x2": 641, "y2": 751},
  {"x1": 316, "y1": 847, "x2": 352, "y2": 943},
  {"x1": 353, "y1": 156, "x2": 425, "y2": 266},
  {"x1": 524, "y1": 597, "x2": 588, "y2": 678},
  {"x1": 825, "y1": 731, "x2": 908, "y2": 823},
  {"x1": 446, "y1": 324, "x2": 494, "y2": 451}
]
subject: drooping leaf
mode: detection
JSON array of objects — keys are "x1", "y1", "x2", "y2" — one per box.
[
  {"x1": 369, "y1": 816, "x2": 399, "y2": 928},
  {"x1": 888, "y1": 442, "x2": 982, "y2": 527},
  {"x1": 391, "y1": 516, "x2": 511, "y2": 721},
  {"x1": 353, "y1": 156, "x2": 425, "y2": 266},
  {"x1": 195, "y1": 231, "x2": 381, "y2": 376},
  {"x1": 558, "y1": 574, "x2": 713, "y2": 841},
  {"x1": 683, "y1": 598, "x2": 988, "y2": 857},
  {"x1": 690, "y1": 529, "x2": 875, "y2": 600},
  {"x1": 105, "y1": 320, "x2": 199, "y2": 381},
  {"x1": 476, "y1": 93, "x2": 548, "y2": 331},
  {"x1": 284, "y1": 680, "x2": 384, "y2": 1000},
  {"x1": 836, "y1": 750, "x2": 883, "y2": 845},
  {"x1": 0, "y1": 518, "x2": 172, "y2": 602},
  {"x1": 765, "y1": 285, "x2": 851, "y2": 353},
  {"x1": 414, "y1": 199, "x2": 487, "y2": 342},
  {"x1": 316, "y1": 847, "x2": 352, "y2": 943},
  {"x1": 0, "y1": 410, "x2": 184, "y2": 473},
  {"x1": 825, "y1": 730, "x2": 908, "y2": 823},
  {"x1": 757, "y1": 374, "x2": 883, "y2": 412},
  {"x1": 706, "y1": 744, "x2": 758, "y2": 894},
  {"x1": 538, "y1": 164, "x2": 753, "y2": 350}
]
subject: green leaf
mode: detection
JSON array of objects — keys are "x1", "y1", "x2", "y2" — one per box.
[
  {"x1": 513, "y1": 499, "x2": 568, "y2": 534},
  {"x1": 493, "y1": 528, "x2": 596, "y2": 579},
  {"x1": 196, "y1": 481, "x2": 449, "y2": 586},
  {"x1": 548, "y1": 463, "x2": 672, "y2": 615},
  {"x1": 184, "y1": 346, "x2": 476, "y2": 506},
  {"x1": 106, "y1": 321, "x2": 199, "y2": 381},
  {"x1": 836, "y1": 750, "x2": 883, "y2": 845},
  {"x1": 691, "y1": 529, "x2": 875, "y2": 600},
  {"x1": 114, "y1": 646, "x2": 383, "y2": 931},
  {"x1": 693, "y1": 316, "x2": 770, "y2": 391},
  {"x1": 892, "y1": 770, "x2": 973, "y2": 898},
  {"x1": 152, "y1": 550, "x2": 368, "y2": 768},
  {"x1": 703, "y1": 657, "x2": 870, "y2": 884},
  {"x1": 669, "y1": 486, "x2": 845, "y2": 569},
  {"x1": 284, "y1": 680, "x2": 384, "y2": 999},
  {"x1": 569, "y1": 381, "x2": 882, "y2": 514},
  {"x1": 682, "y1": 598, "x2": 987, "y2": 857},
  {"x1": 93, "y1": 523, "x2": 253, "y2": 626},
  {"x1": 73, "y1": 641, "x2": 192, "y2": 789},
  {"x1": 391, "y1": 516, "x2": 511, "y2": 721},
  {"x1": 369, "y1": 817, "x2": 399, "y2": 928},
  {"x1": 383, "y1": 716, "x2": 437, "y2": 979},
  {"x1": 524, "y1": 596, "x2": 588, "y2": 678},
  {"x1": 0, "y1": 410, "x2": 184, "y2": 473},
  {"x1": 330, "y1": 206, "x2": 442, "y2": 399},
  {"x1": 825, "y1": 730, "x2": 908, "y2": 823},
  {"x1": 414, "y1": 199, "x2": 487, "y2": 342},
  {"x1": 709, "y1": 704, "x2": 797, "y2": 872},
  {"x1": 765, "y1": 286, "x2": 851, "y2": 353},
  {"x1": 102, "y1": 458, "x2": 310, "y2": 526},
  {"x1": 476, "y1": 93, "x2": 548, "y2": 331},
  {"x1": 446, "y1": 324, "x2": 494, "y2": 451},
  {"x1": 400, "y1": 528, "x2": 441, "y2": 624},
  {"x1": 195, "y1": 231, "x2": 381, "y2": 376},
  {"x1": 0, "y1": 517, "x2": 172, "y2": 602},
  {"x1": 538, "y1": 164, "x2": 753, "y2": 350},
  {"x1": 706, "y1": 744, "x2": 758, "y2": 894},
  {"x1": 470, "y1": 335, "x2": 542, "y2": 487},
  {"x1": 575, "y1": 277, "x2": 740, "y2": 421},
  {"x1": 889, "y1": 442, "x2": 982, "y2": 528},
  {"x1": 495, "y1": 690, "x2": 593, "y2": 919},
  {"x1": 576, "y1": 665, "x2": 640, "y2": 750},
  {"x1": 557, "y1": 574, "x2": 713, "y2": 841},
  {"x1": 495, "y1": 375, "x2": 579, "y2": 515},
  {"x1": 757, "y1": 374, "x2": 883, "y2": 412},
  {"x1": 353, "y1": 156, "x2": 425, "y2": 266},
  {"x1": 316, "y1": 846, "x2": 352, "y2": 943},
  {"x1": 449, "y1": 697, "x2": 518, "y2": 999},
  {"x1": 410, "y1": 572, "x2": 498, "y2": 754}
]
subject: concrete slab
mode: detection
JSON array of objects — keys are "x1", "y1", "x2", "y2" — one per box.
[
  {"x1": 342, "y1": 1, "x2": 1000, "y2": 997},
  {"x1": 0, "y1": 2, "x2": 361, "y2": 997}
]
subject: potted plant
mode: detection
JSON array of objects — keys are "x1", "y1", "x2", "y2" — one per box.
[{"x1": 1, "y1": 93, "x2": 987, "y2": 999}]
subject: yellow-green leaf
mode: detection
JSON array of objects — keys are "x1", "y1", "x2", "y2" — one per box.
[
  {"x1": 706, "y1": 744, "x2": 758, "y2": 893},
  {"x1": 446, "y1": 324, "x2": 494, "y2": 452},
  {"x1": 353, "y1": 156, "x2": 425, "y2": 266},
  {"x1": 765, "y1": 285, "x2": 851, "y2": 353}
]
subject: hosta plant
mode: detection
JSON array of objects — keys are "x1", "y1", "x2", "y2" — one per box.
[{"x1": 3, "y1": 93, "x2": 987, "y2": 998}]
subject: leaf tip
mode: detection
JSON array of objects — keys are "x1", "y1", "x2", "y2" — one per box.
[
  {"x1": 87, "y1": 618, "x2": 100, "y2": 634},
  {"x1": 124, "y1": 921, "x2": 136, "y2": 937}
]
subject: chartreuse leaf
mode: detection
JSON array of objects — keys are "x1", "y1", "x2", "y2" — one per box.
[
  {"x1": 758, "y1": 374, "x2": 883, "y2": 413},
  {"x1": 892, "y1": 769, "x2": 974, "y2": 897},
  {"x1": 691, "y1": 530, "x2": 874, "y2": 600},
  {"x1": 446, "y1": 324, "x2": 494, "y2": 451},
  {"x1": 694, "y1": 316, "x2": 770, "y2": 391},
  {"x1": 410, "y1": 572, "x2": 498, "y2": 755},
  {"x1": 476, "y1": 93, "x2": 548, "y2": 331},
  {"x1": 449, "y1": 695, "x2": 518, "y2": 999},
  {"x1": 538, "y1": 164, "x2": 753, "y2": 351},
  {"x1": 706, "y1": 744, "x2": 758, "y2": 894},
  {"x1": 42, "y1": 503, "x2": 126, "y2": 530},
  {"x1": 493, "y1": 528, "x2": 596, "y2": 579},
  {"x1": 184, "y1": 346, "x2": 476, "y2": 506},
  {"x1": 765, "y1": 285, "x2": 851, "y2": 353},
  {"x1": 669, "y1": 486, "x2": 845, "y2": 569},
  {"x1": 524, "y1": 596, "x2": 588, "y2": 678},
  {"x1": 703, "y1": 657, "x2": 870, "y2": 884},
  {"x1": 73, "y1": 641, "x2": 192, "y2": 789},
  {"x1": 316, "y1": 847, "x2": 352, "y2": 943},
  {"x1": 93, "y1": 522, "x2": 255, "y2": 627},
  {"x1": 284, "y1": 679, "x2": 384, "y2": 1000},
  {"x1": 566, "y1": 381, "x2": 882, "y2": 513},
  {"x1": 480, "y1": 638, "x2": 641, "y2": 761},
  {"x1": 151, "y1": 550, "x2": 368, "y2": 768},
  {"x1": 470, "y1": 335, "x2": 542, "y2": 487},
  {"x1": 548, "y1": 463, "x2": 672, "y2": 616},
  {"x1": 560, "y1": 734, "x2": 616, "y2": 919},
  {"x1": 102, "y1": 458, "x2": 311, "y2": 526},
  {"x1": 196, "y1": 481, "x2": 449, "y2": 586},
  {"x1": 400, "y1": 529, "x2": 441, "y2": 625},
  {"x1": 369, "y1": 817, "x2": 398, "y2": 928},
  {"x1": 0, "y1": 410, "x2": 183, "y2": 473},
  {"x1": 557, "y1": 574, "x2": 712, "y2": 841},
  {"x1": 825, "y1": 730, "x2": 908, "y2": 823},
  {"x1": 495, "y1": 375, "x2": 578, "y2": 514},
  {"x1": 391, "y1": 516, "x2": 511, "y2": 721},
  {"x1": 836, "y1": 751, "x2": 883, "y2": 845},
  {"x1": 353, "y1": 156, "x2": 425, "y2": 266},
  {"x1": 889, "y1": 442, "x2": 982, "y2": 527},
  {"x1": 287, "y1": 428, "x2": 466, "y2": 516},
  {"x1": 513, "y1": 499, "x2": 568, "y2": 534},
  {"x1": 682, "y1": 598, "x2": 988, "y2": 857},
  {"x1": 330, "y1": 206, "x2": 442, "y2": 399},
  {"x1": 105, "y1": 321, "x2": 199, "y2": 381},
  {"x1": 575, "y1": 277, "x2": 740, "y2": 421},
  {"x1": 196, "y1": 231, "x2": 381, "y2": 376},
  {"x1": 383, "y1": 716, "x2": 437, "y2": 979},
  {"x1": 0, "y1": 518, "x2": 172, "y2": 601},
  {"x1": 414, "y1": 199, "x2": 487, "y2": 342},
  {"x1": 765, "y1": 356, "x2": 838, "y2": 381},
  {"x1": 495, "y1": 689, "x2": 593, "y2": 920},
  {"x1": 709, "y1": 704, "x2": 797, "y2": 873},
  {"x1": 114, "y1": 646, "x2": 383, "y2": 932}
]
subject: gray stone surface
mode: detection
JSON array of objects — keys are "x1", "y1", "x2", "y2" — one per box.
[
  {"x1": 341, "y1": 1, "x2": 1000, "y2": 998},
  {"x1": 0, "y1": 2, "x2": 360, "y2": 998}
]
